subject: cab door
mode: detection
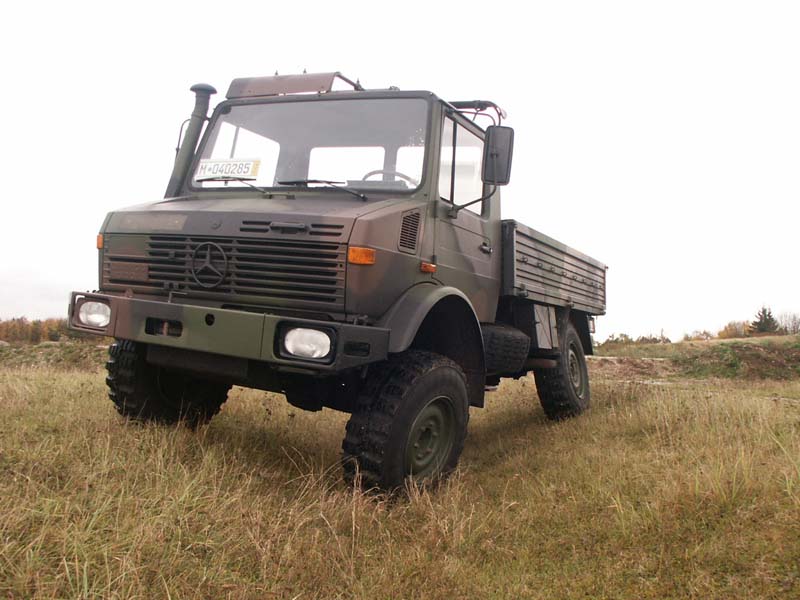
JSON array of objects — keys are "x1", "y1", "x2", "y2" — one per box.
[{"x1": 433, "y1": 113, "x2": 501, "y2": 322}]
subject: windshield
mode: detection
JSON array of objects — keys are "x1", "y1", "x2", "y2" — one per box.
[{"x1": 191, "y1": 97, "x2": 429, "y2": 192}]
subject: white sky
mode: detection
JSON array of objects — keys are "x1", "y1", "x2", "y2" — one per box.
[{"x1": 1, "y1": 0, "x2": 798, "y2": 341}]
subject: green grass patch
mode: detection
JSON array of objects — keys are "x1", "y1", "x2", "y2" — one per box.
[{"x1": 597, "y1": 335, "x2": 800, "y2": 380}]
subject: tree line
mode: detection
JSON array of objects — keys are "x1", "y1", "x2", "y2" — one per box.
[
  {"x1": 0, "y1": 318, "x2": 93, "y2": 344},
  {"x1": 714, "y1": 306, "x2": 799, "y2": 339},
  {"x1": 600, "y1": 306, "x2": 800, "y2": 348}
]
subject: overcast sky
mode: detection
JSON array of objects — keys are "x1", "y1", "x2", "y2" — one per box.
[{"x1": 1, "y1": 0, "x2": 798, "y2": 341}]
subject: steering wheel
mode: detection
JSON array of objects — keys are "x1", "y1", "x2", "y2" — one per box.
[{"x1": 361, "y1": 169, "x2": 419, "y2": 186}]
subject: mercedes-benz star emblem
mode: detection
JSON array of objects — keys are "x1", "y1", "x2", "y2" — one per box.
[{"x1": 191, "y1": 242, "x2": 228, "y2": 289}]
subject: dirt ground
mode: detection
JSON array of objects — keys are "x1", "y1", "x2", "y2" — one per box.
[{"x1": 587, "y1": 355, "x2": 679, "y2": 381}]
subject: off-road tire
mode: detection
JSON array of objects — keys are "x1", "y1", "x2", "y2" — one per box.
[
  {"x1": 342, "y1": 350, "x2": 469, "y2": 491},
  {"x1": 106, "y1": 340, "x2": 230, "y2": 426},
  {"x1": 533, "y1": 322, "x2": 590, "y2": 420}
]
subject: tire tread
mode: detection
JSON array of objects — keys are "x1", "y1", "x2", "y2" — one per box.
[
  {"x1": 342, "y1": 350, "x2": 468, "y2": 490},
  {"x1": 533, "y1": 322, "x2": 590, "y2": 420},
  {"x1": 105, "y1": 339, "x2": 229, "y2": 426}
]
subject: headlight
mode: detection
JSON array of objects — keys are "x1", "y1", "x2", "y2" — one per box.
[
  {"x1": 78, "y1": 301, "x2": 111, "y2": 328},
  {"x1": 283, "y1": 328, "x2": 332, "y2": 359}
]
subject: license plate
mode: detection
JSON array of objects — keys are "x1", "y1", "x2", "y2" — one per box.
[{"x1": 196, "y1": 158, "x2": 261, "y2": 179}]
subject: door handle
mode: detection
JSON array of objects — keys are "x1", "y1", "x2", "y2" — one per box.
[{"x1": 479, "y1": 242, "x2": 493, "y2": 255}]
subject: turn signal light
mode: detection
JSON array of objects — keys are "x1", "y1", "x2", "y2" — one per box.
[
  {"x1": 420, "y1": 261, "x2": 437, "y2": 273},
  {"x1": 348, "y1": 246, "x2": 376, "y2": 265},
  {"x1": 96, "y1": 234, "x2": 104, "y2": 249}
]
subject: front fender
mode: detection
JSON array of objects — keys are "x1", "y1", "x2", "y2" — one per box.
[
  {"x1": 377, "y1": 283, "x2": 486, "y2": 407},
  {"x1": 377, "y1": 283, "x2": 478, "y2": 353}
]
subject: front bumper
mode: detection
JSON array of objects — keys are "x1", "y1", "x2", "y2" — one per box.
[{"x1": 68, "y1": 292, "x2": 389, "y2": 372}]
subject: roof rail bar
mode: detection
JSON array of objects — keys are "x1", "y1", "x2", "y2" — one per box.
[{"x1": 448, "y1": 100, "x2": 508, "y2": 124}]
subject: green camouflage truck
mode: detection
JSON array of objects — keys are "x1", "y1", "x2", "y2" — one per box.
[{"x1": 69, "y1": 72, "x2": 606, "y2": 491}]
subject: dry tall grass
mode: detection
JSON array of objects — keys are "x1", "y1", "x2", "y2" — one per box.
[{"x1": 1, "y1": 362, "x2": 798, "y2": 598}]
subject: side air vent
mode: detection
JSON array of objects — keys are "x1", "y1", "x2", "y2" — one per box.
[
  {"x1": 240, "y1": 220, "x2": 271, "y2": 233},
  {"x1": 398, "y1": 211, "x2": 421, "y2": 254}
]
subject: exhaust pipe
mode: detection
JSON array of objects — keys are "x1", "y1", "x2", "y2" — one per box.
[{"x1": 164, "y1": 83, "x2": 217, "y2": 198}]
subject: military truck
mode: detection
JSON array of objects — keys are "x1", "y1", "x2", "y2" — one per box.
[{"x1": 69, "y1": 72, "x2": 606, "y2": 491}]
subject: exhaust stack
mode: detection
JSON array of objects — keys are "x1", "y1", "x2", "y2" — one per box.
[{"x1": 164, "y1": 83, "x2": 217, "y2": 198}]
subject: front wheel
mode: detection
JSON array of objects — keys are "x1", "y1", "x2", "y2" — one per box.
[
  {"x1": 105, "y1": 340, "x2": 230, "y2": 426},
  {"x1": 533, "y1": 321, "x2": 590, "y2": 420},
  {"x1": 342, "y1": 350, "x2": 469, "y2": 491}
]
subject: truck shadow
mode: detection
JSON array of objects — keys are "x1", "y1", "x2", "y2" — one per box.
[
  {"x1": 202, "y1": 410, "x2": 346, "y2": 481},
  {"x1": 199, "y1": 399, "x2": 561, "y2": 489},
  {"x1": 461, "y1": 406, "x2": 553, "y2": 470}
]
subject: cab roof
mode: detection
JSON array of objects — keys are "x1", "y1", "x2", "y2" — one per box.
[{"x1": 224, "y1": 72, "x2": 506, "y2": 123}]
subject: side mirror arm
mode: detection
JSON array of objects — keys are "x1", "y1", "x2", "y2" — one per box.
[{"x1": 447, "y1": 186, "x2": 497, "y2": 218}]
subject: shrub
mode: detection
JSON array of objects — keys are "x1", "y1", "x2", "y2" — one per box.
[
  {"x1": 718, "y1": 321, "x2": 750, "y2": 339},
  {"x1": 777, "y1": 312, "x2": 800, "y2": 335},
  {"x1": 683, "y1": 330, "x2": 714, "y2": 342}
]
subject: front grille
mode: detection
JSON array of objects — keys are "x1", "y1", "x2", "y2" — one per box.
[{"x1": 103, "y1": 235, "x2": 346, "y2": 310}]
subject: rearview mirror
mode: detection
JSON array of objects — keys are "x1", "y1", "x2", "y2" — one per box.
[{"x1": 482, "y1": 126, "x2": 514, "y2": 186}]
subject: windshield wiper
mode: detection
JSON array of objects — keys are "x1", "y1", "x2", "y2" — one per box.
[
  {"x1": 195, "y1": 175, "x2": 295, "y2": 198},
  {"x1": 195, "y1": 175, "x2": 268, "y2": 193},
  {"x1": 278, "y1": 179, "x2": 367, "y2": 201}
]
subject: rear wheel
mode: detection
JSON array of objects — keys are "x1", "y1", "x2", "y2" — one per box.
[
  {"x1": 342, "y1": 350, "x2": 469, "y2": 491},
  {"x1": 106, "y1": 340, "x2": 230, "y2": 426},
  {"x1": 533, "y1": 321, "x2": 590, "y2": 420}
]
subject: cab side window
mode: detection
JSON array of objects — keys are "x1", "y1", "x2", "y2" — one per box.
[{"x1": 438, "y1": 116, "x2": 485, "y2": 215}]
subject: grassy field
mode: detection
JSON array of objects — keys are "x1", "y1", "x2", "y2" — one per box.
[{"x1": 1, "y1": 341, "x2": 799, "y2": 598}]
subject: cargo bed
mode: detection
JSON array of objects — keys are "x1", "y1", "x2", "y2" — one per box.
[{"x1": 501, "y1": 220, "x2": 606, "y2": 315}]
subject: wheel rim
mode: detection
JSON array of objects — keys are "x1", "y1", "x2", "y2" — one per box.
[
  {"x1": 404, "y1": 396, "x2": 456, "y2": 479},
  {"x1": 567, "y1": 343, "x2": 585, "y2": 399}
]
